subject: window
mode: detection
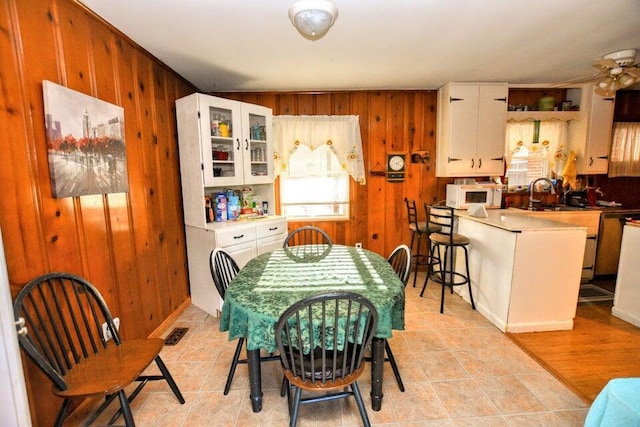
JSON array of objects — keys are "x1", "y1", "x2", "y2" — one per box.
[
  {"x1": 280, "y1": 145, "x2": 349, "y2": 219},
  {"x1": 272, "y1": 115, "x2": 365, "y2": 220},
  {"x1": 609, "y1": 122, "x2": 640, "y2": 177},
  {"x1": 504, "y1": 119, "x2": 568, "y2": 189}
]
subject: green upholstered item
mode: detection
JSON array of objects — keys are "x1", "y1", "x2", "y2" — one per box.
[{"x1": 220, "y1": 245, "x2": 405, "y2": 353}]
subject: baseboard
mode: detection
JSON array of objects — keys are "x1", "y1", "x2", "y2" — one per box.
[{"x1": 149, "y1": 297, "x2": 192, "y2": 338}]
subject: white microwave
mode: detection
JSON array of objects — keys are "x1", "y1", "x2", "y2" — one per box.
[{"x1": 446, "y1": 184, "x2": 502, "y2": 209}]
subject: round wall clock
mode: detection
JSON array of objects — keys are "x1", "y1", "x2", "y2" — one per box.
[{"x1": 386, "y1": 152, "x2": 406, "y2": 181}]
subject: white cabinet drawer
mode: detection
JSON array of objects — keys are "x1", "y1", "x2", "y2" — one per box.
[
  {"x1": 256, "y1": 218, "x2": 287, "y2": 239},
  {"x1": 216, "y1": 225, "x2": 257, "y2": 247}
]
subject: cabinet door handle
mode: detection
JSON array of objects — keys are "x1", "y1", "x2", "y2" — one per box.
[
  {"x1": 245, "y1": 139, "x2": 249, "y2": 150},
  {"x1": 471, "y1": 158, "x2": 475, "y2": 168},
  {"x1": 233, "y1": 234, "x2": 244, "y2": 240},
  {"x1": 491, "y1": 156, "x2": 504, "y2": 161},
  {"x1": 478, "y1": 158, "x2": 482, "y2": 168},
  {"x1": 589, "y1": 157, "x2": 593, "y2": 166},
  {"x1": 448, "y1": 157, "x2": 462, "y2": 163},
  {"x1": 493, "y1": 97, "x2": 507, "y2": 102},
  {"x1": 597, "y1": 155, "x2": 609, "y2": 160},
  {"x1": 449, "y1": 97, "x2": 464, "y2": 102},
  {"x1": 236, "y1": 138, "x2": 240, "y2": 150},
  {"x1": 269, "y1": 227, "x2": 278, "y2": 231},
  {"x1": 603, "y1": 97, "x2": 615, "y2": 102}
]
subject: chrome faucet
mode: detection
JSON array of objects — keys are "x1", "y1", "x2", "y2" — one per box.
[{"x1": 529, "y1": 177, "x2": 556, "y2": 210}]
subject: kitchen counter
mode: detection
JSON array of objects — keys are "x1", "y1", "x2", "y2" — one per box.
[
  {"x1": 452, "y1": 209, "x2": 586, "y2": 333},
  {"x1": 456, "y1": 209, "x2": 588, "y2": 232}
]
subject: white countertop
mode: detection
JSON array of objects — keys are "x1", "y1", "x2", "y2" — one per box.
[
  {"x1": 456, "y1": 209, "x2": 588, "y2": 232},
  {"x1": 201, "y1": 215, "x2": 286, "y2": 231}
]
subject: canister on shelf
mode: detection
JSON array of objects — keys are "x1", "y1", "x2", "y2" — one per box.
[
  {"x1": 219, "y1": 120, "x2": 229, "y2": 137},
  {"x1": 538, "y1": 96, "x2": 555, "y2": 111}
]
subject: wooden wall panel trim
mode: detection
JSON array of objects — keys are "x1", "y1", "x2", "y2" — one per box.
[
  {"x1": 1, "y1": 1, "x2": 195, "y2": 423},
  {"x1": 213, "y1": 91, "x2": 440, "y2": 258}
]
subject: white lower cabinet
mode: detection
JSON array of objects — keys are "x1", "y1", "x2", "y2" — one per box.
[{"x1": 185, "y1": 217, "x2": 287, "y2": 316}]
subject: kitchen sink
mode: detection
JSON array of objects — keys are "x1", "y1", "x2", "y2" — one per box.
[{"x1": 512, "y1": 205, "x2": 589, "y2": 212}]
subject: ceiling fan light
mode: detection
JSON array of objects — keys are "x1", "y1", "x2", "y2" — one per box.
[
  {"x1": 288, "y1": 0, "x2": 338, "y2": 41},
  {"x1": 618, "y1": 73, "x2": 638, "y2": 88},
  {"x1": 597, "y1": 77, "x2": 613, "y2": 89}
]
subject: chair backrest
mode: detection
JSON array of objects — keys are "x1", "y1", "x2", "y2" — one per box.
[
  {"x1": 425, "y1": 204, "x2": 455, "y2": 242},
  {"x1": 209, "y1": 248, "x2": 240, "y2": 300},
  {"x1": 275, "y1": 291, "x2": 378, "y2": 386},
  {"x1": 404, "y1": 198, "x2": 419, "y2": 227},
  {"x1": 283, "y1": 226, "x2": 333, "y2": 260},
  {"x1": 388, "y1": 244, "x2": 412, "y2": 286},
  {"x1": 12, "y1": 272, "x2": 121, "y2": 391}
]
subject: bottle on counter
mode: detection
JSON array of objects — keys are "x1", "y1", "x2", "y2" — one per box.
[{"x1": 215, "y1": 193, "x2": 227, "y2": 222}]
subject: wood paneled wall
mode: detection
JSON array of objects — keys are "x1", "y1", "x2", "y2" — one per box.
[
  {"x1": 215, "y1": 91, "x2": 442, "y2": 257},
  {"x1": 0, "y1": 0, "x2": 194, "y2": 424}
]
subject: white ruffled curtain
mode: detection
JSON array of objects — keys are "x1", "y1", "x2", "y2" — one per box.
[
  {"x1": 505, "y1": 119, "x2": 568, "y2": 177},
  {"x1": 272, "y1": 115, "x2": 366, "y2": 184},
  {"x1": 609, "y1": 122, "x2": 640, "y2": 177}
]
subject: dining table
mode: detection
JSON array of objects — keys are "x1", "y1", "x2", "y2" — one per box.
[{"x1": 219, "y1": 244, "x2": 405, "y2": 413}]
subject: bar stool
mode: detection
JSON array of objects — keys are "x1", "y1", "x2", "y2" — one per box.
[
  {"x1": 404, "y1": 198, "x2": 441, "y2": 288},
  {"x1": 420, "y1": 204, "x2": 476, "y2": 314}
]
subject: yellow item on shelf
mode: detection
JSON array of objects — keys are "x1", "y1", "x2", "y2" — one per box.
[{"x1": 561, "y1": 150, "x2": 578, "y2": 189}]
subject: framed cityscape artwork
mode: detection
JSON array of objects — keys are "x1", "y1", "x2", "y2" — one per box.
[{"x1": 42, "y1": 80, "x2": 129, "y2": 198}]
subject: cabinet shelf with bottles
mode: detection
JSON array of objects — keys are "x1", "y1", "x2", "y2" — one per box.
[{"x1": 176, "y1": 93, "x2": 276, "y2": 227}]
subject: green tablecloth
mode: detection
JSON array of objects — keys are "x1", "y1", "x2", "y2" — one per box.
[{"x1": 220, "y1": 245, "x2": 405, "y2": 353}]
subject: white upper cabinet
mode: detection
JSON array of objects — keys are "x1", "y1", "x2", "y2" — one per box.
[
  {"x1": 178, "y1": 93, "x2": 273, "y2": 188},
  {"x1": 437, "y1": 82, "x2": 508, "y2": 177},
  {"x1": 176, "y1": 93, "x2": 276, "y2": 228},
  {"x1": 567, "y1": 86, "x2": 615, "y2": 174}
]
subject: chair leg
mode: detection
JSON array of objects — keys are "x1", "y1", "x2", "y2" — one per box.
[
  {"x1": 55, "y1": 399, "x2": 72, "y2": 427},
  {"x1": 384, "y1": 340, "x2": 405, "y2": 392},
  {"x1": 154, "y1": 356, "x2": 185, "y2": 404},
  {"x1": 224, "y1": 337, "x2": 245, "y2": 395},
  {"x1": 440, "y1": 246, "x2": 454, "y2": 313},
  {"x1": 117, "y1": 389, "x2": 136, "y2": 426},
  {"x1": 351, "y1": 381, "x2": 371, "y2": 427},
  {"x1": 463, "y1": 246, "x2": 476, "y2": 310},
  {"x1": 420, "y1": 242, "x2": 439, "y2": 297},
  {"x1": 289, "y1": 386, "x2": 302, "y2": 427},
  {"x1": 411, "y1": 232, "x2": 421, "y2": 287}
]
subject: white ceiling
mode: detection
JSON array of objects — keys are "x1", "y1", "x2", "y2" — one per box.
[{"x1": 78, "y1": 0, "x2": 640, "y2": 93}]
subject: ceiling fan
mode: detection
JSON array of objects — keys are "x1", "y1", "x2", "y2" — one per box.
[
  {"x1": 589, "y1": 49, "x2": 640, "y2": 96},
  {"x1": 553, "y1": 49, "x2": 640, "y2": 95}
]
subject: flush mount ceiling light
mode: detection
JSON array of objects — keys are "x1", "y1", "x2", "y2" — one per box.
[{"x1": 288, "y1": 0, "x2": 338, "y2": 41}]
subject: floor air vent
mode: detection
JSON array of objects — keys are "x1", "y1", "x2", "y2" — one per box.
[
  {"x1": 578, "y1": 284, "x2": 614, "y2": 303},
  {"x1": 164, "y1": 327, "x2": 189, "y2": 345}
]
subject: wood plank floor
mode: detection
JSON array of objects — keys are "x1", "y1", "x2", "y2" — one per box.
[{"x1": 508, "y1": 300, "x2": 640, "y2": 404}]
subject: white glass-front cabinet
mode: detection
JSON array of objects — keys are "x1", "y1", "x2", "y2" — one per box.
[
  {"x1": 567, "y1": 86, "x2": 615, "y2": 174},
  {"x1": 436, "y1": 82, "x2": 508, "y2": 177},
  {"x1": 183, "y1": 94, "x2": 273, "y2": 187},
  {"x1": 176, "y1": 93, "x2": 286, "y2": 316}
]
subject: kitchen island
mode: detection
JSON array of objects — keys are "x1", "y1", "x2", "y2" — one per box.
[{"x1": 451, "y1": 210, "x2": 587, "y2": 333}]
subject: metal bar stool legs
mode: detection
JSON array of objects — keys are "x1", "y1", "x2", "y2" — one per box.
[
  {"x1": 420, "y1": 204, "x2": 475, "y2": 314},
  {"x1": 410, "y1": 230, "x2": 426, "y2": 288},
  {"x1": 422, "y1": 242, "x2": 475, "y2": 313}
]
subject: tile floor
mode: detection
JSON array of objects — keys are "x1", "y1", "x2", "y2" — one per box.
[{"x1": 91, "y1": 272, "x2": 590, "y2": 426}]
